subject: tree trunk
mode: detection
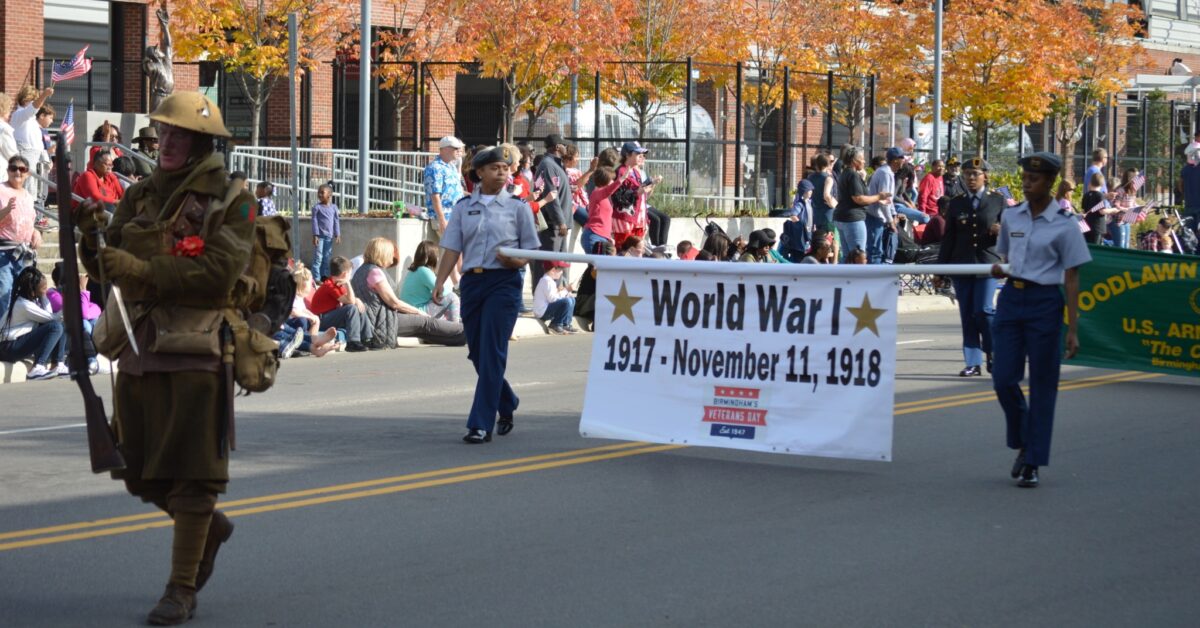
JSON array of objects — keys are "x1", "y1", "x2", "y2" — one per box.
[
  {"x1": 974, "y1": 123, "x2": 987, "y2": 158},
  {"x1": 250, "y1": 98, "x2": 262, "y2": 147},
  {"x1": 1058, "y1": 103, "x2": 1079, "y2": 183},
  {"x1": 525, "y1": 110, "x2": 537, "y2": 139}
]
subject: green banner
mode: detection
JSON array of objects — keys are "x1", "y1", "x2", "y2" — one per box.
[{"x1": 1066, "y1": 245, "x2": 1200, "y2": 377}]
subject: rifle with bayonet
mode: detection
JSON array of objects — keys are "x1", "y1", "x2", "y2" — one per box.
[{"x1": 55, "y1": 131, "x2": 125, "y2": 473}]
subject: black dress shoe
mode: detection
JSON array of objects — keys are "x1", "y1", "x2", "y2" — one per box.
[
  {"x1": 986, "y1": 353, "x2": 994, "y2": 373},
  {"x1": 1011, "y1": 450, "x2": 1025, "y2": 479},
  {"x1": 345, "y1": 341, "x2": 369, "y2": 353},
  {"x1": 496, "y1": 416, "x2": 514, "y2": 436},
  {"x1": 1017, "y1": 465, "x2": 1039, "y2": 488},
  {"x1": 462, "y1": 429, "x2": 492, "y2": 444},
  {"x1": 958, "y1": 366, "x2": 982, "y2": 377}
]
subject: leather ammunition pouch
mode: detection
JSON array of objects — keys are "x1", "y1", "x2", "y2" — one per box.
[
  {"x1": 149, "y1": 306, "x2": 224, "y2": 356},
  {"x1": 225, "y1": 312, "x2": 279, "y2": 393}
]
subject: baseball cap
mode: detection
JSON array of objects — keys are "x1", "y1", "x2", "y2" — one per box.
[
  {"x1": 439, "y1": 136, "x2": 464, "y2": 149},
  {"x1": 621, "y1": 141, "x2": 649, "y2": 155},
  {"x1": 885, "y1": 147, "x2": 905, "y2": 161},
  {"x1": 542, "y1": 260, "x2": 570, "y2": 271},
  {"x1": 544, "y1": 133, "x2": 565, "y2": 148}
]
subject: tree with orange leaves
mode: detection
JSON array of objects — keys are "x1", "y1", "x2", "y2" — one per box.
[
  {"x1": 808, "y1": 0, "x2": 930, "y2": 147},
  {"x1": 1050, "y1": 0, "x2": 1147, "y2": 178},
  {"x1": 607, "y1": 0, "x2": 725, "y2": 140},
  {"x1": 173, "y1": 0, "x2": 353, "y2": 146},
  {"x1": 937, "y1": 0, "x2": 1075, "y2": 153},
  {"x1": 374, "y1": 0, "x2": 466, "y2": 150},
  {"x1": 719, "y1": 0, "x2": 821, "y2": 199},
  {"x1": 445, "y1": 0, "x2": 624, "y2": 142}
]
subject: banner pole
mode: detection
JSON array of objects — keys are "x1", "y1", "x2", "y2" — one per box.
[{"x1": 498, "y1": 247, "x2": 1007, "y2": 277}]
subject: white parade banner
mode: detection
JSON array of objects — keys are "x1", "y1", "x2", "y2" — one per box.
[{"x1": 578, "y1": 258, "x2": 900, "y2": 461}]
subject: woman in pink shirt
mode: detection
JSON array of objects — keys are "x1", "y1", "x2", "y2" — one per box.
[
  {"x1": 611, "y1": 141, "x2": 661, "y2": 250},
  {"x1": 1, "y1": 155, "x2": 40, "y2": 322}
]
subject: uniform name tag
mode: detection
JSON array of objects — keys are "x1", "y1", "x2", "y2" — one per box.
[
  {"x1": 468, "y1": 210, "x2": 481, "y2": 216},
  {"x1": 1010, "y1": 232, "x2": 1025, "y2": 238}
]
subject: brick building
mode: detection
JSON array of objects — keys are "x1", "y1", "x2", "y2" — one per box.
[{"x1": 2, "y1": 0, "x2": 1197, "y2": 204}]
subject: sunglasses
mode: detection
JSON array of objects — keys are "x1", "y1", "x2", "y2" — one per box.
[{"x1": 7, "y1": 165, "x2": 29, "y2": 173}]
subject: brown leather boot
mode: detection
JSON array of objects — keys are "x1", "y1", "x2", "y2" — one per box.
[
  {"x1": 146, "y1": 583, "x2": 197, "y2": 626},
  {"x1": 194, "y1": 510, "x2": 234, "y2": 592}
]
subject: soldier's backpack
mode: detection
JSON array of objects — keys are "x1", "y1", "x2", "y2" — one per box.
[{"x1": 227, "y1": 214, "x2": 296, "y2": 393}]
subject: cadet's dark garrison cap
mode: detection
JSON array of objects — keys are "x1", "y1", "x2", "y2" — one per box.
[
  {"x1": 1019, "y1": 152, "x2": 1063, "y2": 175},
  {"x1": 962, "y1": 157, "x2": 990, "y2": 172}
]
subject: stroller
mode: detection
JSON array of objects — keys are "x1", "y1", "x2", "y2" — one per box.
[{"x1": 894, "y1": 225, "x2": 941, "y2": 295}]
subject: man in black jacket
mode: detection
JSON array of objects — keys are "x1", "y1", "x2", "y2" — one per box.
[
  {"x1": 531, "y1": 134, "x2": 572, "y2": 292},
  {"x1": 938, "y1": 157, "x2": 1006, "y2": 377}
]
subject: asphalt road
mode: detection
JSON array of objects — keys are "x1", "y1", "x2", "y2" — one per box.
[{"x1": 1, "y1": 309, "x2": 1197, "y2": 628}]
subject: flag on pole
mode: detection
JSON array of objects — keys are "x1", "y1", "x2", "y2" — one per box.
[
  {"x1": 61, "y1": 101, "x2": 75, "y2": 148},
  {"x1": 51, "y1": 45, "x2": 92, "y2": 83}
]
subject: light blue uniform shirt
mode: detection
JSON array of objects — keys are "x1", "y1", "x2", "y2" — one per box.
[
  {"x1": 997, "y1": 201, "x2": 1092, "y2": 285},
  {"x1": 441, "y1": 188, "x2": 540, "y2": 270}
]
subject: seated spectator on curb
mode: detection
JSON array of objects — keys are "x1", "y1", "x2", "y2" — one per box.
[
  {"x1": 351, "y1": 237, "x2": 466, "y2": 348},
  {"x1": 695, "y1": 250, "x2": 716, "y2": 261},
  {"x1": 618, "y1": 235, "x2": 644, "y2": 258},
  {"x1": 701, "y1": 232, "x2": 731, "y2": 261},
  {"x1": 277, "y1": 263, "x2": 341, "y2": 358},
  {"x1": 739, "y1": 230, "x2": 777, "y2": 263},
  {"x1": 309, "y1": 256, "x2": 371, "y2": 352},
  {"x1": 399, "y1": 240, "x2": 460, "y2": 322},
  {"x1": 847, "y1": 247, "x2": 868, "y2": 264},
  {"x1": 0, "y1": 266, "x2": 66, "y2": 379},
  {"x1": 676, "y1": 240, "x2": 698, "y2": 260},
  {"x1": 921, "y1": 197, "x2": 950, "y2": 246},
  {"x1": 802, "y1": 234, "x2": 834, "y2": 264},
  {"x1": 533, "y1": 261, "x2": 578, "y2": 335},
  {"x1": 47, "y1": 262, "x2": 105, "y2": 373}
]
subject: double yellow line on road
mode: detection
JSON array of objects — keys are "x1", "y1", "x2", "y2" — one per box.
[
  {"x1": 895, "y1": 370, "x2": 1159, "y2": 415},
  {"x1": 0, "y1": 370, "x2": 1160, "y2": 553}
]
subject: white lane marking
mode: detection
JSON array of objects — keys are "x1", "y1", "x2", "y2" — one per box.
[
  {"x1": 0, "y1": 423, "x2": 86, "y2": 436},
  {"x1": 897, "y1": 339, "x2": 934, "y2": 346}
]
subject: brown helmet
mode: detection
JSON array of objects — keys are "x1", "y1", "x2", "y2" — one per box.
[{"x1": 148, "y1": 92, "x2": 231, "y2": 138}]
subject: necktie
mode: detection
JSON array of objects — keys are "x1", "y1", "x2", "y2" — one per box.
[{"x1": 972, "y1": 195, "x2": 980, "y2": 210}]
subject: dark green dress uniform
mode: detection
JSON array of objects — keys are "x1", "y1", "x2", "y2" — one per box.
[{"x1": 938, "y1": 158, "x2": 1005, "y2": 376}]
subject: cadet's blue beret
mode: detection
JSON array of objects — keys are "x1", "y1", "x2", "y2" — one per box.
[{"x1": 1019, "y1": 152, "x2": 1062, "y2": 175}]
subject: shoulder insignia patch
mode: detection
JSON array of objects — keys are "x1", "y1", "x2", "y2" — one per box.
[{"x1": 240, "y1": 200, "x2": 257, "y2": 222}]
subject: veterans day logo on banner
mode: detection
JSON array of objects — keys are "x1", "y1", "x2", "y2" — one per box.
[{"x1": 580, "y1": 260, "x2": 900, "y2": 461}]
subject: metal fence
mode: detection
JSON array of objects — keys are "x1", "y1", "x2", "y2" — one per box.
[{"x1": 229, "y1": 147, "x2": 428, "y2": 214}]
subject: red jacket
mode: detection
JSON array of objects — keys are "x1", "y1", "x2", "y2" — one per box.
[
  {"x1": 72, "y1": 168, "x2": 123, "y2": 206},
  {"x1": 917, "y1": 173, "x2": 944, "y2": 216}
]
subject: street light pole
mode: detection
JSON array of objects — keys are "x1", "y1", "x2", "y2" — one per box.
[
  {"x1": 932, "y1": 0, "x2": 943, "y2": 161},
  {"x1": 288, "y1": 13, "x2": 300, "y2": 259},
  {"x1": 359, "y1": 0, "x2": 371, "y2": 215}
]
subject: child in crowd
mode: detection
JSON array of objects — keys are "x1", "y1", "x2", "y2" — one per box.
[
  {"x1": 619, "y1": 235, "x2": 644, "y2": 258},
  {"x1": 533, "y1": 261, "x2": 578, "y2": 335},
  {"x1": 562, "y1": 144, "x2": 590, "y2": 227},
  {"x1": 1109, "y1": 168, "x2": 1140, "y2": 248},
  {"x1": 802, "y1": 232, "x2": 834, "y2": 264},
  {"x1": 311, "y1": 184, "x2": 340, "y2": 280},
  {"x1": 582, "y1": 162, "x2": 637, "y2": 255},
  {"x1": 400, "y1": 240, "x2": 460, "y2": 321},
  {"x1": 309, "y1": 256, "x2": 370, "y2": 352},
  {"x1": 0, "y1": 266, "x2": 66, "y2": 379},
  {"x1": 847, "y1": 247, "x2": 868, "y2": 265},
  {"x1": 277, "y1": 263, "x2": 341, "y2": 358},
  {"x1": 676, "y1": 240, "x2": 698, "y2": 260},
  {"x1": 256, "y1": 181, "x2": 277, "y2": 217},
  {"x1": 47, "y1": 262, "x2": 105, "y2": 373},
  {"x1": 781, "y1": 180, "x2": 814, "y2": 262}
]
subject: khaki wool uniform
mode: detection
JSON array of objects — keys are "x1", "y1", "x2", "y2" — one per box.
[{"x1": 80, "y1": 152, "x2": 256, "y2": 513}]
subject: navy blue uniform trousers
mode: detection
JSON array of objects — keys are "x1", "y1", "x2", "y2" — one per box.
[
  {"x1": 991, "y1": 282, "x2": 1063, "y2": 467},
  {"x1": 461, "y1": 269, "x2": 521, "y2": 433},
  {"x1": 951, "y1": 276, "x2": 997, "y2": 367}
]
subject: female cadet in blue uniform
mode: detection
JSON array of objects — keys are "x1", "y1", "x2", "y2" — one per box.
[
  {"x1": 433, "y1": 147, "x2": 541, "y2": 443},
  {"x1": 937, "y1": 157, "x2": 1007, "y2": 377},
  {"x1": 990, "y1": 152, "x2": 1092, "y2": 488}
]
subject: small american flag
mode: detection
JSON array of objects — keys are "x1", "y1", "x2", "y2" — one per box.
[
  {"x1": 61, "y1": 101, "x2": 75, "y2": 148},
  {"x1": 51, "y1": 45, "x2": 92, "y2": 83},
  {"x1": 1131, "y1": 174, "x2": 1146, "y2": 193}
]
